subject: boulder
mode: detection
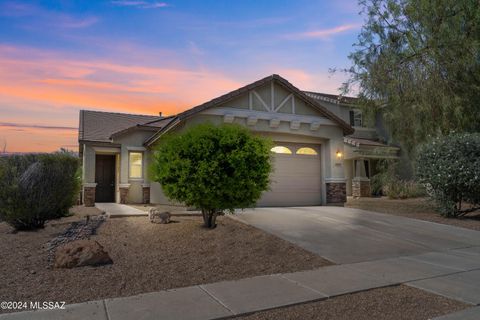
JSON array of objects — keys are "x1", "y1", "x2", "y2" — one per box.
[
  {"x1": 148, "y1": 208, "x2": 171, "y2": 224},
  {"x1": 54, "y1": 240, "x2": 112, "y2": 268}
]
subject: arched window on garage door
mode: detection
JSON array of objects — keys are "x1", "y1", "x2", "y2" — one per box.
[
  {"x1": 296, "y1": 147, "x2": 318, "y2": 155},
  {"x1": 270, "y1": 146, "x2": 292, "y2": 154}
]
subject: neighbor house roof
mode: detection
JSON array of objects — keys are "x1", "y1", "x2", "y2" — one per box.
[
  {"x1": 344, "y1": 137, "x2": 399, "y2": 149},
  {"x1": 78, "y1": 110, "x2": 162, "y2": 142},
  {"x1": 304, "y1": 91, "x2": 359, "y2": 106},
  {"x1": 144, "y1": 74, "x2": 355, "y2": 146}
]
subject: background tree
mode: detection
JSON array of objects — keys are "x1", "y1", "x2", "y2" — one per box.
[
  {"x1": 342, "y1": 0, "x2": 480, "y2": 155},
  {"x1": 0, "y1": 138, "x2": 6, "y2": 154},
  {"x1": 150, "y1": 124, "x2": 272, "y2": 228}
]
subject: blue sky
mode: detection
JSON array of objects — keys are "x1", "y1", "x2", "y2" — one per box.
[{"x1": 0, "y1": 0, "x2": 363, "y2": 152}]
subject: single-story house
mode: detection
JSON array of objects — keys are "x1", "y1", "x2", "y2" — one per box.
[{"x1": 79, "y1": 74, "x2": 399, "y2": 207}]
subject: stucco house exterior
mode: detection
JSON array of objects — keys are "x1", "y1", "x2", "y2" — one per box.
[{"x1": 78, "y1": 74, "x2": 399, "y2": 207}]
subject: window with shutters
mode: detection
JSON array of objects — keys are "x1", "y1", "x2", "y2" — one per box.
[{"x1": 349, "y1": 110, "x2": 363, "y2": 127}]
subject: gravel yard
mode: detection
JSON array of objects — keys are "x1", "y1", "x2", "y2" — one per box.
[
  {"x1": 346, "y1": 197, "x2": 480, "y2": 231},
  {"x1": 0, "y1": 206, "x2": 331, "y2": 313},
  {"x1": 235, "y1": 285, "x2": 469, "y2": 320}
]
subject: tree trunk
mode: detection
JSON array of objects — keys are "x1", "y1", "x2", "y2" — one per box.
[{"x1": 201, "y1": 209, "x2": 217, "y2": 229}]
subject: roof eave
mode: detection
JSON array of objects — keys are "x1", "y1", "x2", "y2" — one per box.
[{"x1": 144, "y1": 117, "x2": 181, "y2": 147}]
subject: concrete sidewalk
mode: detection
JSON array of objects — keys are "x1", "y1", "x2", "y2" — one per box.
[
  {"x1": 95, "y1": 203, "x2": 147, "y2": 218},
  {"x1": 2, "y1": 246, "x2": 479, "y2": 320}
]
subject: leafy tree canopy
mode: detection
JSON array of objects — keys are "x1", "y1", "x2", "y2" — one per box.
[
  {"x1": 342, "y1": 0, "x2": 480, "y2": 153},
  {"x1": 150, "y1": 123, "x2": 272, "y2": 228}
]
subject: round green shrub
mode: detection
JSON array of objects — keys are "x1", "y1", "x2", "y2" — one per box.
[
  {"x1": 150, "y1": 123, "x2": 272, "y2": 228},
  {"x1": 416, "y1": 133, "x2": 480, "y2": 217}
]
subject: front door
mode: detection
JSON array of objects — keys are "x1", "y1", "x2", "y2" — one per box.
[{"x1": 95, "y1": 155, "x2": 116, "y2": 202}]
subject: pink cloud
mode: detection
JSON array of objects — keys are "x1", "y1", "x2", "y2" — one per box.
[
  {"x1": 110, "y1": 1, "x2": 168, "y2": 9},
  {"x1": 285, "y1": 24, "x2": 360, "y2": 40},
  {"x1": 0, "y1": 44, "x2": 247, "y2": 152},
  {"x1": 0, "y1": 45, "x2": 242, "y2": 116}
]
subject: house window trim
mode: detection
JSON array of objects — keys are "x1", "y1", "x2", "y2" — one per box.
[
  {"x1": 128, "y1": 151, "x2": 144, "y2": 180},
  {"x1": 350, "y1": 109, "x2": 363, "y2": 127}
]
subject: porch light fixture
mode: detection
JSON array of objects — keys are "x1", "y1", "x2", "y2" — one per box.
[{"x1": 336, "y1": 150, "x2": 343, "y2": 159}]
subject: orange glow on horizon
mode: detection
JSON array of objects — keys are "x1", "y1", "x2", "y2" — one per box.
[{"x1": 0, "y1": 45, "x2": 244, "y2": 152}]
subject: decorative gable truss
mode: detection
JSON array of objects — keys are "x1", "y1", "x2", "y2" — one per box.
[
  {"x1": 206, "y1": 81, "x2": 336, "y2": 131},
  {"x1": 250, "y1": 81, "x2": 296, "y2": 114}
]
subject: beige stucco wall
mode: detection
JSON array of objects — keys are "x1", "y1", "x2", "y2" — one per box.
[
  {"x1": 82, "y1": 144, "x2": 96, "y2": 184},
  {"x1": 82, "y1": 79, "x2": 349, "y2": 206},
  {"x1": 81, "y1": 129, "x2": 156, "y2": 204},
  {"x1": 344, "y1": 159, "x2": 353, "y2": 196},
  {"x1": 151, "y1": 79, "x2": 348, "y2": 203},
  {"x1": 113, "y1": 130, "x2": 153, "y2": 203}
]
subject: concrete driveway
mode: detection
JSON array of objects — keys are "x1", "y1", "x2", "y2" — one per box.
[{"x1": 233, "y1": 206, "x2": 480, "y2": 264}]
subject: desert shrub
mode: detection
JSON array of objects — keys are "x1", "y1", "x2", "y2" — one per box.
[
  {"x1": 0, "y1": 152, "x2": 80, "y2": 230},
  {"x1": 151, "y1": 123, "x2": 272, "y2": 228},
  {"x1": 370, "y1": 159, "x2": 425, "y2": 198},
  {"x1": 370, "y1": 173, "x2": 385, "y2": 196},
  {"x1": 417, "y1": 133, "x2": 480, "y2": 217},
  {"x1": 370, "y1": 159, "x2": 394, "y2": 196},
  {"x1": 383, "y1": 178, "x2": 426, "y2": 199}
]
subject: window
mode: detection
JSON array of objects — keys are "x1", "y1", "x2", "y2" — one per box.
[
  {"x1": 349, "y1": 110, "x2": 363, "y2": 127},
  {"x1": 296, "y1": 147, "x2": 318, "y2": 155},
  {"x1": 270, "y1": 146, "x2": 292, "y2": 154},
  {"x1": 129, "y1": 152, "x2": 143, "y2": 179}
]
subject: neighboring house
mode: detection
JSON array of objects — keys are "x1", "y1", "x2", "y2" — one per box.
[{"x1": 78, "y1": 74, "x2": 399, "y2": 207}]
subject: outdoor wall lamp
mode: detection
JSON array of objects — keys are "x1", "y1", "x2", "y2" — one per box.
[{"x1": 336, "y1": 150, "x2": 343, "y2": 159}]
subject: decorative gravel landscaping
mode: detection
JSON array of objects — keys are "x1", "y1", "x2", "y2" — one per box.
[
  {"x1": 0, "y1": 207, "x2": 331, "y2": 313},
  {"x1": 346, "y1": 197, "x2": 480, "y2": 231},
  {"x1": 234, "y1": 285, "x2": 469, "y2": 320}
]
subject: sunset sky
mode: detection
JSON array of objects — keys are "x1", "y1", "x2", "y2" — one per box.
[{"x1": 0, "y1": 0, "x2": 362, "y2": 152}]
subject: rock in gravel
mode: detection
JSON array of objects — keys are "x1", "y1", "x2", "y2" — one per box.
[
  {"x1": 148, "y1": 209, "x2": 171, "y2": 224},
  {"x1": 54, "y1": 240, "x2": 113, "y2": 268}
]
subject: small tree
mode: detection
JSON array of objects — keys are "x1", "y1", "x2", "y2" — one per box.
[
  {"x1": 150, "y1": 124, "x2": 272, "y2": 228},
  {"x1": 417, "y1": 133, "x2": 480, "y2": 217}
]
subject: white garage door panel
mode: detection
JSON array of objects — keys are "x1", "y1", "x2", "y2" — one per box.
[
  {"x1": 257, "y1": 144, "x2": 322, "y2": 207},
  {"x1": 258, "y1": 192, "x2": 322, "y2": 207},
  {"x1": 269, "y1": 176, "x2": 321, "y2": 191}
]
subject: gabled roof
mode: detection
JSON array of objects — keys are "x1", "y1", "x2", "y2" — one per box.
[
  {"x1": 79, "y1": 110, "x2": 162, "y2": 143},
  {"x1": 145, "y1": 74, "x2": 354, "y2": 146}
]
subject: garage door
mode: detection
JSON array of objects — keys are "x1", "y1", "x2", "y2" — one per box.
[{"x1": 257, "y1": 143, "x2": 322, "y2": 207}]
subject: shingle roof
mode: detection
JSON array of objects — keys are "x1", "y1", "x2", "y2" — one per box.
[
  {"x1": 304, "y1": 91, "x2": 358, "y2": 106},
  {"x1": 344, "y1": 137, "x2": 399, "y2": 148},
  {"x1": 80, "y1": 75, "x2": 357, "y2": 146},
  {"x1": 78, "y1": 110, "x2": 161, "y2": 142},
  {"x1": 109, "y1": 116, "x2": 176, "y2": 139},
  {"x1": 144, "y1": 74, "x2": 355, "y2": 146}
]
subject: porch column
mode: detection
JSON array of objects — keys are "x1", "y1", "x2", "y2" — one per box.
[
  {"x1": 352, "y1": 158, "x2": 371, "y2": 197},
  {"x1": 141, "y1": 153, "x2": 150, "y2": 204},
  {"x1": 82, "y1": 144, "x2": 96, "y2": 206},
  {"x1": 119, "y1": 145, "x2": 130, "y2": 203},
  {"x1": 325, "y1": 139, "x2": 347, "y2": 205}
]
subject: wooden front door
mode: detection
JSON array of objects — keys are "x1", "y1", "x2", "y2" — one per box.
[{"x1": 95, "y1": 155, "x2": 116, "y2": 202}]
